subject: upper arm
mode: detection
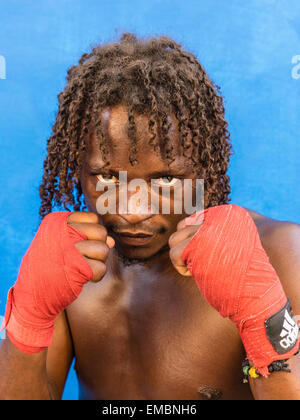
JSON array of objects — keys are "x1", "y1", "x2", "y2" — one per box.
[
  {"x1": 46, "y1": 310, "x2": 74, "y2": 400},
  {"x1": 260, "y1": 221, "x2": 300, "y2": 313},
  {"x1": 249, "y1": 221, "x2": 300, "y2": 399}
]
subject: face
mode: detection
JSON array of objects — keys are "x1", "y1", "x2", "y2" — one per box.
[{"x1": 80, "y1": 104, "x2": 199, "y2": 262}]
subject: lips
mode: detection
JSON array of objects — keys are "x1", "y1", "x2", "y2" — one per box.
[{"x1": 111, "y1": 229, "x2": 156, "y2": 246}]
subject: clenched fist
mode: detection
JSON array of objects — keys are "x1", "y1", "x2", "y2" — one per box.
[
  {"x1": 68, "y1": 212, "x2": 114, "y2": 282},
  {"x1": 1, "y1": 211, "x2": 114, "y2": 354},
  {"x1": 168, "y1": 213, "x2": 204, "y2": 277},
  {"x1": 168, "y1": 204, "x2": 299, "y2": 376}
]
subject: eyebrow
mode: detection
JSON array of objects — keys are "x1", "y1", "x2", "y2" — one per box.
[
  {"x1": 87, "y1": 164, "x2": 108, "y2": 172},
  {"x1": 147, "y1": 169, "x2": 186, "y2": 178},
  {"x1": 87, "y1": 164, "x2": 186, "y2": 177}
]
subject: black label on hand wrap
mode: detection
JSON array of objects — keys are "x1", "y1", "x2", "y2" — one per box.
[{"x1": 265, "y1": 300, "x2": 299, "y2": 355}]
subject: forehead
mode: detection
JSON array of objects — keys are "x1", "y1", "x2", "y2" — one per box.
[{"x1": 85, "y1": 105, "x2": 190, "y2": 173}]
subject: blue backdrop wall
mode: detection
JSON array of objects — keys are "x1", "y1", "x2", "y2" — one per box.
[{"x1": 0, "y1": 0, "x2": 299, "y2": 399}]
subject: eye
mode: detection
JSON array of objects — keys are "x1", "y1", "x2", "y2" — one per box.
[
  {"x1": 96, "y1": 174, "x2": 119, "y2": 184},
  {"x1": 155, "y1": 176, "x2": 180, "y2": 186}
]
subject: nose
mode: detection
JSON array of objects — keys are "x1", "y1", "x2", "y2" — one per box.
[
  {"x1": 117, "y1": 184, "x2": 153, "y2": 224},
  {"x1": 118, "y1": 213, "x2": 152, "y2": 225}
]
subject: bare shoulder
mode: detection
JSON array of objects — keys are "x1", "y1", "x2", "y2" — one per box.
[
  {"x1": 244, "y1": 207, "x2": 300, "y2": 248},
  {"x1": 244, "y1": 207, "x2": 300, "y2": 311}
]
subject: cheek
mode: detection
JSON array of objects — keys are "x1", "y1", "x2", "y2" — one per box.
[
  {"x1": 167, "y1": 214, "x2": 185, "y2": 234},
  {"x1": 80, "y1": 174, "x2": 100, "y2": 211}
]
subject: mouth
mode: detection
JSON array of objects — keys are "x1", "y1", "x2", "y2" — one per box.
[{"x1": 111, "y1": 229, "x2": 156, "y2": 246}]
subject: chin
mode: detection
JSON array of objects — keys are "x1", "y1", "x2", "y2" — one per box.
[
  {"x1": 116, "y1": 245, "x2": 158, "y2": 260},
  {"x1": 115, "y1": 242, "x2": 168, "y2": 264}
]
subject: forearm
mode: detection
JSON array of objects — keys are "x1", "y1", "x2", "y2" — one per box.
[
  {"x1": 250, "y1": 356, "x2": 300, "y2": 400},
  {"x1": 0, "y1": 336, "x2": 54, "y2": 400}
]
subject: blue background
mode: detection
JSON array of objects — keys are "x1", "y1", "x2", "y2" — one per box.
[{"x1": 0, "y1": 0, "x2": 299, "y2": 399}]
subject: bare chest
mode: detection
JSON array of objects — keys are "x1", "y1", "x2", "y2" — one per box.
[{"x1": 66, "y1": 272, "x2": 253, "y2": 400}]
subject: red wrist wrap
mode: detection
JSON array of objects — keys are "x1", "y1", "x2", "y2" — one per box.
[
  {"x1": 182, "y1": 204, "x2": 300, "y2": 377},
  {"x1": 0, "y1": 212, "x2": 93, "y2": 353}
]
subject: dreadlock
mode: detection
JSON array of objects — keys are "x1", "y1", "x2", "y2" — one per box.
[{"x1": 39, "y1": 32, "x2": 232, "y2": 219}]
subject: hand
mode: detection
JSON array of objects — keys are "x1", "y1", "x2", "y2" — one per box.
[
  {"x1": 169, "y1": 204, "x2": 299, "y2": 376},
  {"x1": 168, "y1": 217, "x2": 203, "y2": 276},
  {"x1": 1, "y1": 211, "x2": 113, "y2": 353},
  {"x1": 67, "y1": 211, "x2": 115, "y2": 282}
]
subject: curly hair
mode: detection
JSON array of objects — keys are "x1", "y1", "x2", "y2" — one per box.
[{"x1": 39, "y1": 32, "x2": 232, "y2": 219}]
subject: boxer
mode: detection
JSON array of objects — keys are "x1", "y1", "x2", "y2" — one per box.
[{"x1": 0, "y1": 33, "x2": 300, "y2": 400}]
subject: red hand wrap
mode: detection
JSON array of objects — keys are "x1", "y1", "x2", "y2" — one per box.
[
  {"x1": 182, "y1": 204, "x2": 300, "y2": 376},
  {"x1": 0, "y1": 212, "x2": 93, "y2": 353}
]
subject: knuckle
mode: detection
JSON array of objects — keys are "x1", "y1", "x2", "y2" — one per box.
[
  {"x1": 97, "y1": 242, "x2": 109, "y2": 260},
  {"x1": 169, "y1": 247, "x2": 177, "y2": 262},
  {"x1": 73, "y1": 240, "x2": 109, "y2": 261},
  {"x1": 96, "y1": 224, "x2": 108, "y2": 238},
  {"x1": 85, "y1": 212, "x2": 99, "y2": 224},
  {"x1": 168, "y1": 233, "x2": 177, "y2": 248},
  {"x1": 67, "y1": 211, "x2": 80, "y2": 224},
  {"x1": 74, "y1": 240, "x2": 85, "y2": 251},
  {"x1": 98, "y1": 261, "x2": 107, "y2": 275},
  {"x1": 67, "y1": 211, "x2": 98, "y2": 224},
  {"x1": 91, "y1": 260, "x2": 107, "y2": 282},
  {"x1": 85, "y1": 223, "x2": 107, "y2": 241},
  {"x1": 176, "y1": 219, "x2": 186, "y2": 231}
]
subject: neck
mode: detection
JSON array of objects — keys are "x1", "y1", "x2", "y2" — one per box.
[
  {"x1": 108, "y1": 244, "x2": 170, "y2": 272},
  {"x1": 107, "y1": 245, "x2": 194, "y2": 290}
]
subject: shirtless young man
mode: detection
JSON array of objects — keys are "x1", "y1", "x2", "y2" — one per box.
[{"x1": 0, "y1": 33, "x2": 300, "y2": 400}]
